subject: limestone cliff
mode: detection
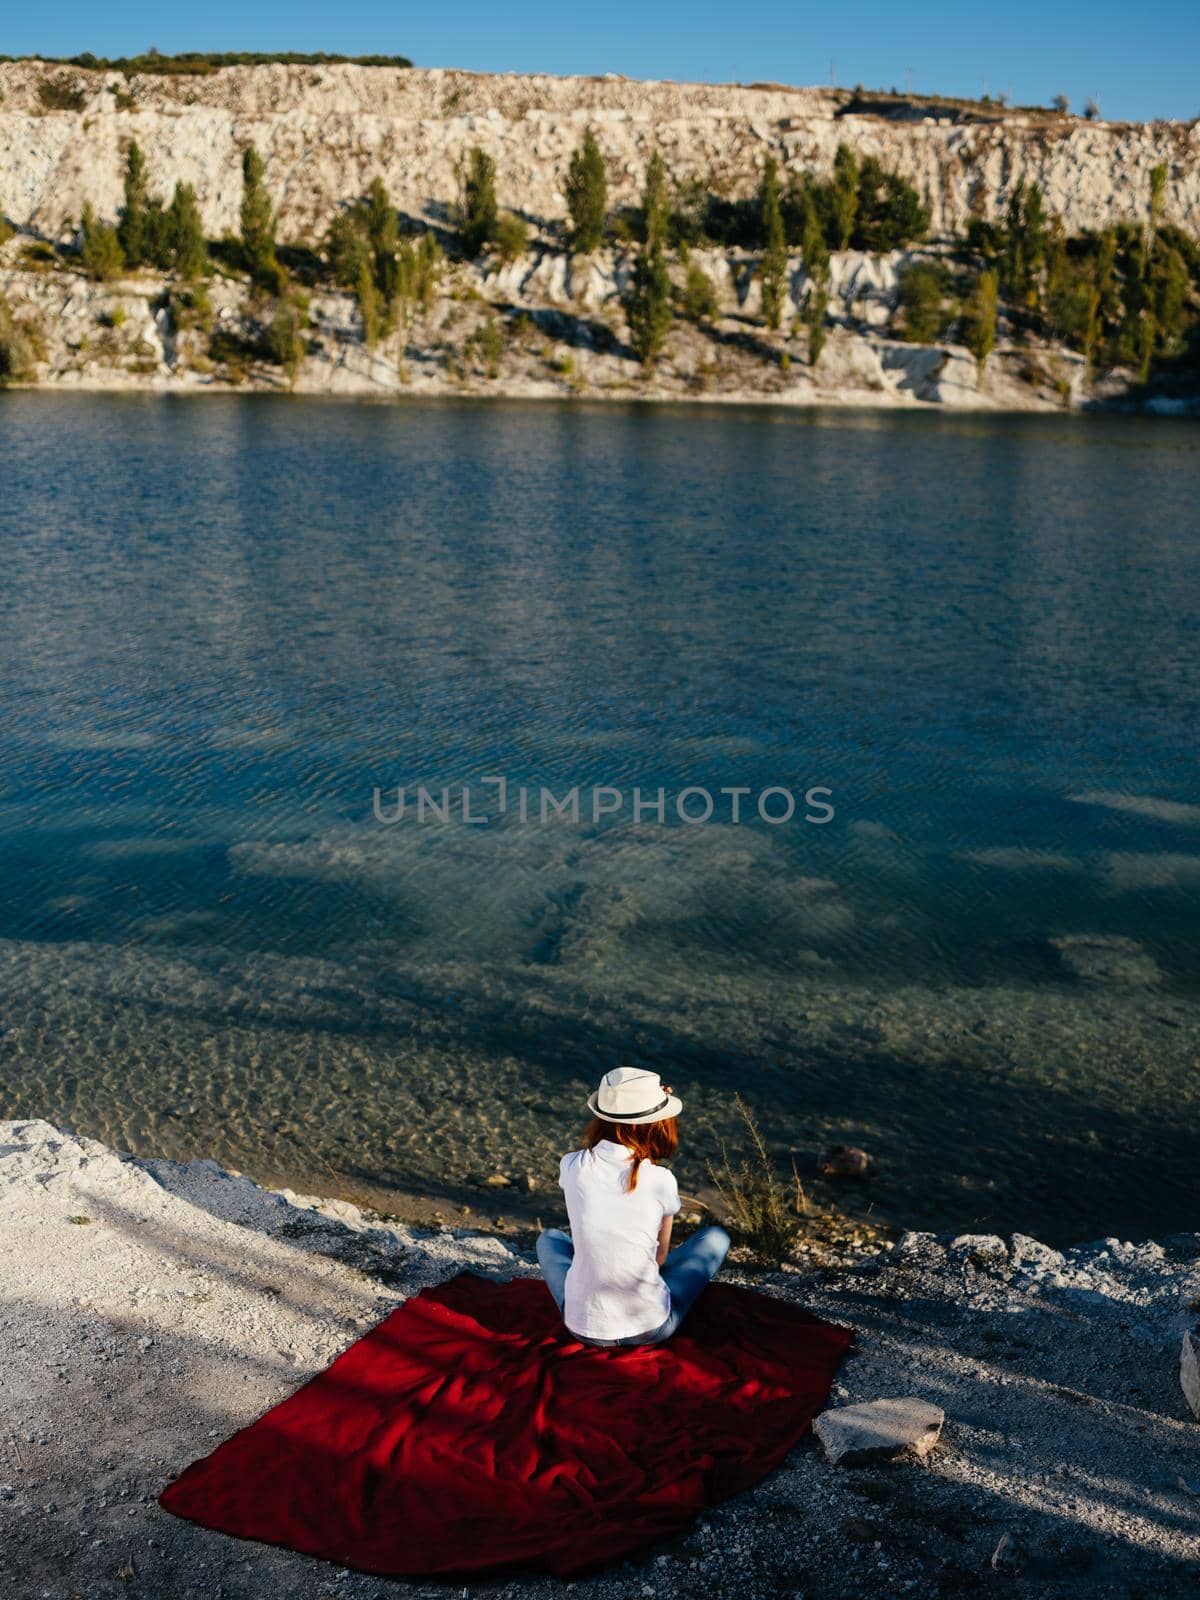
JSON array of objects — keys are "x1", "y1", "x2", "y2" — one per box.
[
  {"x1": 1, "y1": 61, "x2": 1197, "y2": 412},
  {"x1": 2, "y1": 60, "x2": 1198, "y2": 244}
]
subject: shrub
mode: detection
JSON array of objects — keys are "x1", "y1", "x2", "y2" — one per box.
[
  {"x1": 0, "y1": 295, "x2": 41, "y2": 383},
  {"x1": 0, "y1": 218, "x2": 15, "y2": 247},
  {"x1": 79, "y1": 204, "x2": 124, "y2": 281},
  {"x1": 34, "y1": 50, "x2": 414, "y2": 75},
  {"x1": 98, "y1": 306, "x2": 126, "y2": 328},
  {"x1": 706, "y1": 1096, "x2": 799, "y2": 1269},
  {"x1": 465, "y1": 313, "x2": 506, "y2": 378},
  {"x1": 266, "y1": 294, "x2": 309, "y2": 388},
  {"x1": 207, "y1": 327, "x2": 262, "y2": 381},
  {"x1": 19, "y1": 240, "x2": 58, "y2": 270},
  {"x1": 492, "y1": 211, "x2": 529, "y2": 266},
  {"x1": 681, "y1": 261, "x2": 719, "y2": 322},
  {"x1": 168, "y1": 283, "x2": 212, "y2": 332},
  {"x1": 897, "y1": 260, "x2": 956, "y2": 343},
  {"x1": 565, "y1": 131, "x2": 607, "y2": 253},
  {"x1": 37, "y1": 77, "x2": 86, "y2": 112},
  {"x1": 459, "y1": 147, "x2": 498, "y2": 258}
]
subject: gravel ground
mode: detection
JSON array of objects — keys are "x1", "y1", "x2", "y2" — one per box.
[{"x1": 2, "y1": 1119, "x2": 1198, "y2": 1600}]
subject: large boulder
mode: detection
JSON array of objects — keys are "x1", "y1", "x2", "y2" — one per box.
[{"x1": 814, "y1": 1397, "x2": 944, "y2": 1466}]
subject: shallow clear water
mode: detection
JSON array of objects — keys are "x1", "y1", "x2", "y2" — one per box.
[{"x1": 1, "y1": 393, "x2": 1197, "y2": 1240}]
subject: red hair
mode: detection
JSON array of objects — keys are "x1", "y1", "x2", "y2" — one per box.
[{"x1": 582, "y1": 1115, "x2": 678, "y2": 1192}]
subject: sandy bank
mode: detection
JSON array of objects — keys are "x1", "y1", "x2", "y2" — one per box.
[{"x1": 1, "y1": 1119, "x2": 1198, "y2": 1598}]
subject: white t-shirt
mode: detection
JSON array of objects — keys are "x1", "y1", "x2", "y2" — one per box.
[{"x1": 558, "y1": 1139, "x2": 681, "y2": 1341}]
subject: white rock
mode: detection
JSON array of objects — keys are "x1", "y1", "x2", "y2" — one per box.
[{"x1": 814, "y1": 1398, "x2": 945, "y2": 1466}]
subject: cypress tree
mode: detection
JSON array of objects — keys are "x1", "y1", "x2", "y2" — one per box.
[
  {"x1": 357, "y1": 260, "x2": 380, "y2": 351},
  {"x1": 168, "y1": 182, "x2": 207, "y2": 279},
  {"x1": 830, "y1": 143, "x2": 859, "y2": 251},
  {"x1": 460, "y1": 148, "x2": 498, "y2": 257},
  {"x1": 565, "y1": 131, "x2": 607, "y2": 253},
  {"x1": 641, "y1": 151, "x2": 668, "y2": 251},
  {"x1": 801, "y1": 208, "x2": 830, "y2": 365},
  {"x1": 240, "y1": 146, "x2": 278, "y2": 284},
  {"x1": 625, "y1": 154, "x2": 672, "y2": 365},
  {"x1": 963, "y1": 269, "x2": 999, "y2": 384},
  {"x1": 626, "y1": 244, "x2": 672, "y2": 365},
  {"x1": 117, "y1": 141, "x2": 149, "y2": 266},
  {"x1": 759, "y1": 154, "x2": 788, "y2": 330},
  {"x1": 365, "y1": 176, "x2": 398, "y2": 302}
]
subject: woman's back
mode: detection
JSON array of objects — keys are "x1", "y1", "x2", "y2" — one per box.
[{"x1": 559, "y1": 1140, "x2": 680, "y2": 1341}]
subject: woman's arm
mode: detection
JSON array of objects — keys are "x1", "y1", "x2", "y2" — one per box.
[{"x1": 656, "y1": 1214, "x2": 673, "y2": 1266}]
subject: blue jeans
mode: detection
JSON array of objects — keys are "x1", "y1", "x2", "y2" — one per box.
[{"x1": 536, "y1": 1224, "x2": 731, "y2": 1346}]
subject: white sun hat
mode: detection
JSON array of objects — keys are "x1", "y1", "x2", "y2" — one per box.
[{"x1": 586, "y1": 1066, "x2": 682, "y2": 1125}]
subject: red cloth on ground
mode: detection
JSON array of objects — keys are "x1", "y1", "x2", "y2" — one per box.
[{"x1": 159, "y1": 1271, "x2": 851, "y2": 1579}]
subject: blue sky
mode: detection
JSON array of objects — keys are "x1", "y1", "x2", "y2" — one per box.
[{"x1": 4, "y1": 1, "x2": 1197, "y2": 124}]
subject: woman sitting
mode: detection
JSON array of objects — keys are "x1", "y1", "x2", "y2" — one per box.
[{"x1": 536, "y1": 1066, "x2": 730, "y2": 1347}]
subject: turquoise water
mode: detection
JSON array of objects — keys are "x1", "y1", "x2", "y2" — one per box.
[{"x1": 0, "y1": 393, "x2": 1197, "y2": 1240}]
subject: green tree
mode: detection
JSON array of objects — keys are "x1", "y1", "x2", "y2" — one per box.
[
  {"x1": 356, "y1": 260, "x2": 380, "y2": 351},
  {"x1": 460, "y1": 147, "x2": 498, "y2": 257},
  {"x1": 640, "y1": 151, "x2": 668, "y2": 251},
  {"x1": 492, "y1": 212, "x2": 529, "y2": 265},
  {"x1": 681, "y1": 260, "x2": 719, "y2": 322},
  {"x1": 830, "y1": 143, "x2": 859, "y2": 250},
  {"x1": 1000, "y1": 180, "x2": 1048, "y2": 311},
  {"x1": 962, "y1": 268, "x2": 999, "y2": 384},
  {"x1": 79, "y1": 203, "x2": 124, "y2": 281},
  {"x1": 240, "y1": 146, "x2": 278, "y2": 285},
  {"x1": 266, "y1": 293, "x2": 308, "y2": 388},
  {"x1": 365, "y1": 176, "x2": 398, "y2": 302},
  {"x1": 1136, "y1": 311, "x2": 1156, "y2": 381},
  {"x1": 565, "y1": 131, "x2": 608, "y2": 253},
  {"x1": 626, "y1": 244, "x2": 672, "y2": 364},
  {"x1": 1145, "y1": 162, "x2": 1168, "y2": 281},
  {"x1": 395, "y1": 232, "x2": 444, "y2": 328},
  {"x1": 142, "y1": 199, "x2": 174, "y2": 270},
  {"x1": 759, "y1": 154, "x2": 788, "y2": 330},
  {"x1": 167, "y1": 181, "x2": 207, "y2": 279},
  {"x1": 0, "y1": 295, "x2": 39, "y2": 384},
  {"x1": 897, "y1": 260, "x2": 954, "y2": 343},
  {"x1": 325, "y1": 209, "x2": 371, "y2": 288},
  {"x1": 117, "y1": 141, "x2": 150, "y2": 266},
  {"x1": 853, "y1": 158, "x2": 929, "y2": 251},
  {"x1": 1149, "y1": 163, "x2": 1168, "y2": 237},
  {"x1": 801, "y1": 205, "x2": 830, "y2": 365},
  {"x1": 625, "y1": 155, "x2": 672, "y2": 365}
]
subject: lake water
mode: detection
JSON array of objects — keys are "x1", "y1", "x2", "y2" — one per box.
[{"x1": 1, "y1": 393, "x2": 1197, "y2": 1243}]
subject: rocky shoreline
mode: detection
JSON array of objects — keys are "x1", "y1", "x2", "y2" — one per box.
[
  {"x1": 4, "y1": 236, "x2": 1196, "y2": 413},
  {"x1": 2, "y1": 1118, "x2": 1197, "y2": 1598}
]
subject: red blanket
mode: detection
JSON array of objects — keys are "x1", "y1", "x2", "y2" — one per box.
[{"x1": 160, "y1": 1271, "x2": 851, "y2": 1579}]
